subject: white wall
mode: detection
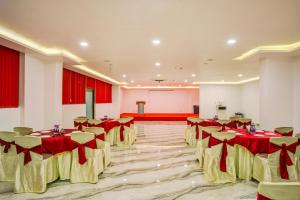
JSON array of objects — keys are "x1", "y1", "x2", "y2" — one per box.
[
  {"x1": 241, "y1": 81, "x2": 260, "y2": 124},
  {"x1": 199, "y1": 85, "x2": 241, "y2": 119},
  {"x1": 293, "y1": 56, "x2": 300, "y2": 133},
  {"x1": 0, "y1": 108, "x2": 21, "y2": 130},
  {"x1": 62, "y1": 104, "x2": 86, "y2": 128},
  {"x1": 259, "y1": 56, "x2": 294, "y2": 130}
]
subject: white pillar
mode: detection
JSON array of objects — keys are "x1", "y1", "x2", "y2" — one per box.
[
  {"x1": 22, "y1": 53, "x2": 63, "y2": 130},
  {"x1": 259, "y1": 55, "x2": 294, "y2": 130},
  {"x1": 293, "y1": 56, "x2": 300, "y2": 133}
]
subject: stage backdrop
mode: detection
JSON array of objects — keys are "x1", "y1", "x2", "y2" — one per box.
[{"x1": 120, "y1": 88, "x2": 199, "y2": 113}]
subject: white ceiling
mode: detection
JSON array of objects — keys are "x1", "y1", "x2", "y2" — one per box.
[{"x1": 0, "y1": 0, "x2": 299, "y2": 85}]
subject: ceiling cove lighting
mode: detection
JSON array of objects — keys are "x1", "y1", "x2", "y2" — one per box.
[
  {"x1": 234, "y1": 41, "x2": 300, "y2": 60},
  {"x1": 0, "y1": 25, "x2": 123, "y2": 85},
  {"x1": 152, "y1": 39, "x2": 161, "y2": 45},
  {"x1": 192, "y1": 76, "x2": 260, "y2": 85},
  {"x1": 123, "y1": 86, "x2": 199, "y2": 89},
  {"x1": 227, "y1": 38, "x2": 237, "y2": 45}
]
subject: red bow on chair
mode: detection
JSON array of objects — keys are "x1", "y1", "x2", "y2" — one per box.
[
  {"x1": 74, "y1": 121, "x2": 88, "y2": 131},
  {"x1": 269, "y1": 142, "x2": 298, "y2": 180},
  {"x1": 238, "y1": 121, "x2": 251, "y2": 129},
  {"x1": 208, "y1": 137, "x2": 236, "y2": 172},
  {"x1": 16, "y1": 144, "x2": 42, "y2": 165},
  {"x1": 0, "y1": 139, "x2": 15, "y2": 153},
  {"x1": 202, "y1": 130, "x2": 211, "y2": 139},
  {"x1": 187, "y1": 120, "x2": 193, "y2": 125},
  {"x1": 71, "y1": 139, "x2": 97, "y2": 165},
  {"x1": 191, "y1": 122, "x2": 202, "y2": 139},
  {"x1": 116, "y1": 121, "x2": 131, "y2": 142},
  {"x1": 274, "y1": 130, "x2": 293, "y2": 136},
  {"x1": 95, "y1": 133, "x2": 105, "y2": 141}
]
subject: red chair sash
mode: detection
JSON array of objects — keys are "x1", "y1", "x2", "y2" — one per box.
[
  {"x1": 208, "y1": 136, "x2": 236, "y2": 172},
  {"x1": 269, "y1": 142, "x2": 298, "y2": 180},
  {"x1": 116, "y1": 121, "x2": 131, "y2": 142},
  {"x1": 218, "y1": 121, "x2": 236, "y2": 131},
  {"x1": 74, "y1": 121, "x2": 88, "y2": 131},
  {"x1": 274, "y1": 130, "x2": 293, "y2": 136},
  {"x1": 0, "y1": 139, "x2": 14, "y2": 153},
  {"x1": 187, "y1": 120, "x2": 193, "y2": 125},
  {"x1": 257, "y1": 193, "x2": 271, "y2": 200},
  {"x1": 71, "y1": 139, "x2": 97, "y2": 165},
  {"x1": 191, "y1": 122, "x2": 202, "y2": 139},
  {"x1": 16, "y1": 144, "x2": 42, "y2": 165},
  {"x1": 87, "y1": 122, "x2": 101, "y2": 127},
  {"x1": 95, "y1": 133, "x2": 105, "y2": 141},
  {"x1": 202, "y1": 130, "x2": 211, "y2": 139},
  {"x1": 238, "y1": 121, "x2": 251, "y2": 129}
]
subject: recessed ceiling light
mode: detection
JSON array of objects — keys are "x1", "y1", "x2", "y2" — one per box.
[
  {"x1": 152, "y1": 39, "x2": 161, "y2": 45},
  {"x1": 155, "y1": 62, "x2": 161, "y2": 66},
  {"x1": 227, "y1": 38, "x2": 237, "y2": 45},
  {"x1": 191, "y1": 74, "x2": 196, "y2": 77},
  {"x1": 238, "y1": 74, "x2": 243, "y2": 78},
  {"x1": 156, "y1": 74, "x2": 161, "y2": 77},
  {"x1": 122, "y1": 74, "x2": 127, "y2": 78},
  {"x1": 130, "y1": 80, "x2": 135, "y2": 83},
  {"x1": 80, "y1": 41, "x2": 88, "y2": 47},
  {"x1": 184, "y1": 79, "x2": 188, "y2": 83}
]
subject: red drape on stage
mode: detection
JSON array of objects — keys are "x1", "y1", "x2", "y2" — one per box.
[
  {"x1": 62, "y1": 68, "x2": 112, "y2": 104},
  {"x1": 0, "y1": 45, "x2": 19, "y2": 108}
]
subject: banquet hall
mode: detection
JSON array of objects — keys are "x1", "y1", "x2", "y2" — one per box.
[{"x1": 0, "y1": 0, "x2": 300, "y2": 200}]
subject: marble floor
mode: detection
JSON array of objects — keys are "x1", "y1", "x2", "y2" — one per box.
[{"x1": 0, "y1": 121, "x2": 258, "y2": 200}]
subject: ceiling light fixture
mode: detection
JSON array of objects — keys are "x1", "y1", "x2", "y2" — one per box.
[
  {"x1": 227, "y1": 38, "x2": 237, "y2": 45},
  {"x1": 184, "y1": 80, "x2": 188, "y2": 83},
  {"x1": 156, "y1": 74, "x2": 161, "y2": 77},
  {"x1": 80, "y1": 41, "x2": 88, "y2": 47},
  {"x1": 122, "y1": 74, "x2": 127, "y2": 78},
  {"x1": 130, "y1": 80, "x2": 135, "y2": 83},
  {"x1": 155, "y1": 62, "x2": 161, "y2": 66},
  {"x1": 191, "y1": 74, "x2": 196, "y2": 77},
  {"x1": 238, "y1": 74, "x2": 243, "y2": 78},
  {"x1": 152, "y1": 39, "x2": 161, "y2": 45}
]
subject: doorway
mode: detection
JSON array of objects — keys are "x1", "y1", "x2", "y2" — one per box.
[{"x1": 86, "y1": 89, "x2": 95, "y2": 119}]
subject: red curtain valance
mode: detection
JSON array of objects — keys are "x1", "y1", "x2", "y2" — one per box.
[
  {"x1": 0, "y1": 45, "x2": 19, "y2": 108},
  {"x1": 62, "y1": 68, "x2": 112, "y2": 104}
]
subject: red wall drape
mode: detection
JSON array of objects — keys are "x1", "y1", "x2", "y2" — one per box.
[
  {"x1": 0, "y1": 45, "x2": 19, "y2": 108},
  {"x1": 62, "y1": 68, "x2": 112, "y2": 104}
]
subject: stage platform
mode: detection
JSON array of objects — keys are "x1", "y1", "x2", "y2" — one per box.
[{"x1": 120, "y1": 113, "x2": 199, "y2": 121}]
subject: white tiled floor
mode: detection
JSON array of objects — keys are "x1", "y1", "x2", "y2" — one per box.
[{"x1": 0, "y1": 121, "x2": 257, "y2": 200}]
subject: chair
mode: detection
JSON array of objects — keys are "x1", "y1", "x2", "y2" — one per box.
[
  {"x1": 77, "y1": 116, "x2": 89, "y2": 120},
  {"x1": 295, "y1": 133, "x2": 300, "y2": 138},
  {"x1": 187, "y1": 118, "x2": 204, "y2": 147},
  {"x1": 253, "y1": 137, "x2": 298, "y2": 182},
  {"x1": 13, "y1": 127, "x2": 33, "y2": 136},
  {"x1": 257, "y1": 182, "x2": 300, "y2": 200},
  {"x1": 195, "y1": 126, "x2": 222, "y2": 169},
  {"x1": 185, "y1": 117, "x2": 201, "y2": 144},
  {"x1": 87, "y1": 119, "x2": 102, "y2": 127},
  {"x1": 204, "y1": 132, "x2": 236, "y2": 183},
  {"x1": 14, "y1": 136, "x2": 58, "y2": 193},
  {"x1": 74, "y1": 118, "x2": 88, "y2": 131},
  {"x1": 84, "y1": 127, "x2": 111, "y2": 168},
  {"x1": 70, "y1": 132, "x2": 104, "y2": 183},
  {"x1": 237, "y1": 118, "x2": 252, "y2": 129},
  {"x1": 274, "y1": 127, "x2": 294, "y2": 136},
  {"x1": 115, "y1": 118, "x2": 135, "y2": 147},
  {"x1": 0, "y1": 131, "x2": 18, "y2": 181},
  {"x1": 217, "y1": 119, "x2": 235, "y2": 130}
]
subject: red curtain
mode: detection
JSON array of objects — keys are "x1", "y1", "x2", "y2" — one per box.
[
  {"x1": 62, "y1": 68, "x2": 112, "y2": 104},
  {"x1": 0, "y1": 45, "x2": 19, "y2": 108}
]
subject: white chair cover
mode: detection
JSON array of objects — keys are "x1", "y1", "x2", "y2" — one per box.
[
  {"x1": 204, "y1": 132, "x2": 236, "y2": 183},
  {"x1": 258, "y1": 182, "x2": 300, "y2": 200},
  {"x1": 70, "y1": 132, "x2": 104, "y2": 183},
  {"x1": 14, "y1": 136, "x2": 58, "y2": 193},
  {"x1": 253, "y1": 137, "x2": 298, "y2": 182},
  {"x1": 0, "y1": 131, "x2": 18, "y2": 181},
  {"x1": 84, "y1": 127, "x2": 111, "y2": 168},
  {"x1": 13, "y1": 127, "x2": 33, "y2": 136}
]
